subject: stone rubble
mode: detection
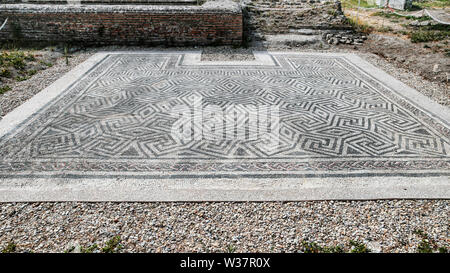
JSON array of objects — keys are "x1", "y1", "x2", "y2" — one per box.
[{"x1": 323, "y1": 31, "x2": 368, "y2": 45}]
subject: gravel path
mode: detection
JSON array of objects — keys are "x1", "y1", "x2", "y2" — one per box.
[
  {"x1": 0, "y1": 45, "x2": 448, "y2": 253},
  {"x1": 0, "y1": 201, "x2": 448, "y2": 253}
]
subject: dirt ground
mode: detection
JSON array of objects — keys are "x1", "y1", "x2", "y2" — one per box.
[
  {"x1": 341, "y1": 32, "x2": 449, "y2": 83},
  {"x1": 343, "y1": 7, "x2": 449, "y2": 84}
]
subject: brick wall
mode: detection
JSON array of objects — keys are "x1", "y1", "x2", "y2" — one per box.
[{"x1": 0, "y1": 2, "x2": 243, "y2": 46}]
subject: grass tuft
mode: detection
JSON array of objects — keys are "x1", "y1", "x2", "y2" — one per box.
[
  {"x1": 1, "y1": 242, "x2": 17, "y2": 253},
  {"x1": 414, "y1": 229, "x2": 448, "y2": 253},
  {"x1": 410, "y1": 30, "x2": 449, "y2": 43},
  {"x1": 349, "y1": 240, "x2": 371, "y2": 253},
  {"x1": 226, "y1": 244, "x2": 236, "y2": 253},
  {"x1": 101, "y1": 236, "x2": 122, "y2": 253},
  {"x1": 0, "y1": 85, "x2": 12, "y2": 95},
  {"x1": 347, "y1": 17, "x2": 374, "y2": 34},
  {"x1": 371, "y1": 11, "x2": 431, "y2": 21},
  {"x1": 301, "y1": 241, "x2": 352, "y2": 253}
]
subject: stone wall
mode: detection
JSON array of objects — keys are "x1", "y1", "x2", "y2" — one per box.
[
  {"x1": 235, "y1": 0, "x2": 349, "y2": 42},
  {"x1": 0, "y1": 1, "x2": 242, "y2": 46},
  {"x1": 0, "y1": 0, "x2": 350, "y2": 47}
]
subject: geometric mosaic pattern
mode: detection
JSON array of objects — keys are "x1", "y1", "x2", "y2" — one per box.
[{"x1": 0, "y1": 53, "x2": 449, "y2": 177}]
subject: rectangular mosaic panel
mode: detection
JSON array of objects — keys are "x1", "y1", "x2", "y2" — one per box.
[{"x1": 0, "y1": 53, "x2": 448, "y2": 179}]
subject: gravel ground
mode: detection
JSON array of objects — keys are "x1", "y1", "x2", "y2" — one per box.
[
  {"x1": 0, "y1": 44, "x2": 448, "y2": 253},
  {"x1": 355, "y1": 51, "x2": 449, "y2": 106},
  {"x1": 0, "y1": 51, "x2": 93, "y2": 118},
  {"x1": 201, "y1": 46, "x2": 255, "y2": 61},
  {"x1": 0, "y1": 201, "x2": 448, "y2": 253}
]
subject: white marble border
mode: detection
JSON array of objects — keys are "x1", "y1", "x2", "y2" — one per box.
[{"x1": 0, "y1": 176, "x2": 448, "y2": 202}]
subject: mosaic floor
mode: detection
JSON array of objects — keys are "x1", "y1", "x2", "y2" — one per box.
[{"x1": 0, "y1": 52, "x2": 448, "y2": 201}]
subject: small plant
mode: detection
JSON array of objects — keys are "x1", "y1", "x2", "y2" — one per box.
[
  {"x1": 1, "y1": 242, "x2": 17, "y2": 253},
  {"x1": 0, "y1": 51, "x2": 35, "y2": 71},
  {"x1": 24, "y1": 54, "x2": 35, "y2": 62},
  {"x1": 9, "y1": 53, "x2": 27, "y2": 70},
  {"x1": 438, "y1": 247, "x2": 448, "y2": 253},
  {"x1": 64, "y1": 244, "x2": 99, "y2": 253},
  {"x1": 27, "y1": 69, "x2": 37, "y2": 76},
  {"x1": 64, "y1": 246, "x2": 75, "y2": 253},
  {"x1": 0, "y1": 85, "x2": 11, "y2": 94},
  {"x1": 101, "y1": 236, "x2": 122, "y2": 253},
  {"x1": 64, "y1": 236, "x2": 123, "y2": 253},
  {"x1": 82, "y1": 244, "x2": 99, "y2": 253},
  {"x1": 349, "y1": 240, "x2": 371, "y2": 253},
  {"x1": 410, "y1": 30, "x2": 449, "y2": 43},
  {"x1": 414, "y1": 229, "x2": 447, "y2": 253},
  {"x1": 301, "y1": 241, "x2": 322, "y2": 253},
  {"x1": 0, "y1": 68, "x2": 11, "y2": 78},
  {"x1": 226, "y1": 244, "x2": 236, "y2": 253},
  {"x1": 371, "y1": 11, "x2": 431, "y2": 21},
  {"x1": 347, "y1": 17, "x2": 374, "y2": 34},
  {"x1": 15, "y1": 75, "x2": 29, "y2": 82},
  {"x1": 14, "y1": 68, "x2": 36, "y2": 82},
  {"x1": 322, "y1": 245, "x2": 345, "y2": 253},
  {"x1": 378, "y1": 26, "x2": 393, "y2": 33},
  {"x1": 40, "y1": 60, "x2": 53, "y2": 67},
  {"x1": 417, "y1": 239, "x2": 433, "y2": 253}
]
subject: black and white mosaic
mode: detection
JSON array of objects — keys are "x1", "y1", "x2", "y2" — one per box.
[{"x1": 0, "y1": 53, "x2": 449, "y2": 178}]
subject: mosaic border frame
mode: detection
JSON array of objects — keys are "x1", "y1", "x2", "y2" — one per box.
[{"x1": 0, "y1": 51, "x2": 448, "y2": 201}]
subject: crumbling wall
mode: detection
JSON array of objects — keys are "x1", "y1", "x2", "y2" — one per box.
[
  {"x1": 235, "y1": 0, "x2": 350, "y2": 42},
  {"x1": 0, "y1": 1, "x2": 243, "y2": 46}
]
